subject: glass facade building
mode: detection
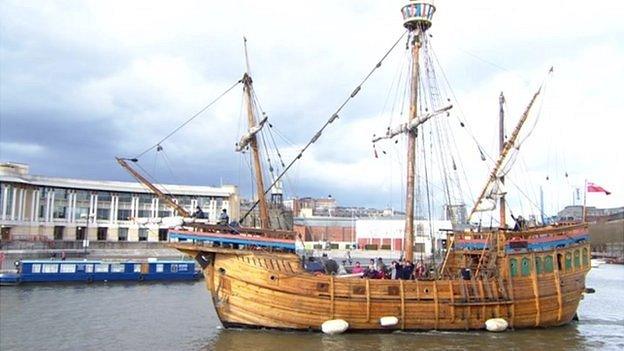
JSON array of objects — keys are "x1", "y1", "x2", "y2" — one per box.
[{"x1": 0, "y1": 162, "x2": 239, "y2": 242}]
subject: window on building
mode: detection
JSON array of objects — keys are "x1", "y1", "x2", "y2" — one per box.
[
  {"x1": 118, "y1": 228, "x2": 128, "y2": 241},
  {"x1": 97, "y1": 227, "x2": 108, "y2": 241},
  {"x1": 75, "y1": 190, "x2": 90, "y2": 202},
  {"x1": 97, "y1": 191, "x2": 112, "y2": 202},
  {"x1": 138, "y1": 228, "x2": 148, "y2": 241},
  {"x1": 53, "y1": 226, "x2": 64, "y2": 240},
  {"x1": 158, "y1": 211, "x2": 170, "y2": 218},
  {"x1": 117, "y1": 209, "x2": 131, "y2": 221},
  {"x1": 416, "y1": 224, "x2": 425, "y2": 237},
  {"x1": 75, "y1": 207, "x2": 89, "y2": 221},
  {"x1": 137, "y1": 210, "x2": 150, "y2": 218},
  {"x1": 413, "y1": 243, "x2": 425, "y2": 253},
  {"x1": 76, "y1": 227, "x2": 86, "y2": 241},
  {"x1": 158, "y1": 229, "x2": 168, "y2": 242},
  {"x1": 53, "y1": 205, "x2": 66, "y2": 219},
  {"x1": 0, "y1": 227, "x2": 10, "y2": 241},
  {"x1": 96, "y1": 208, "x2": 110, "y2": 220}
]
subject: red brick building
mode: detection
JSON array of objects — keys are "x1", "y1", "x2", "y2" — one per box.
[{"x1": 293, "y1": 217, "x2": 355, "y2": 243}]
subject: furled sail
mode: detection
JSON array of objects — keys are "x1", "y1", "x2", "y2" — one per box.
[
  {"x1": 236, "y1": 115, "x2": 268, "y2": 152},
  {"x1": 473, "y1": 179, "x2": 506, "y2": 212}
]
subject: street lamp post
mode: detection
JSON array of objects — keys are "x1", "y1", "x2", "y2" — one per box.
[{"x1": 79, "y1": 213, "x2": 94, "y2": 256}]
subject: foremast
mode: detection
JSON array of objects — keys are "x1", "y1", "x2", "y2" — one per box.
[
  {"x1": 401, "y1": 1, "x2": 436, "y2": 262},
  {"x1": 241, "y1": 39, "x2": 271, "y2": 229}
]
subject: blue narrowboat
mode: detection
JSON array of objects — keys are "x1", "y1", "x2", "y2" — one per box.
[{"x1": 0, "y1": 260, "x2": 200, "y2": 285}]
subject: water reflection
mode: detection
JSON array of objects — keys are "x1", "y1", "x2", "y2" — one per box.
[
  {"x1": 1, "y1": 265, "x2": 622, "y2": 351},
  {"x1": 205, "y1": 325, "x2": 596, "y2": 351}
]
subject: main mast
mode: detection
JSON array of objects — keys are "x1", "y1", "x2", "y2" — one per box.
[
  {"x1": 242, "y1": 40, "x2": 271, "y2": 229},
  {"x1": 401, "y1": 1, "x2": 436, "y2": 262}
]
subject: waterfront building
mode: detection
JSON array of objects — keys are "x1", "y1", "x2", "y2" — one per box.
[
  {"x1": 356, "y1": 217, "x2": 451, "y2": 254},
  {"x1": 283, "y1": 196, "x2": 336, "y2": 217},
  {"x1": 293, "y1": 216, "x2": 355, "y2": 250},
  {"x1": 293, "y1": 215, "x2": 451, "y2": 254},
  {"x1": 557, "y1": 205, "x2": 624, "y2": 222},
  {"x1": 0, "y1": 162, "x2": 239, "y2": 242}
]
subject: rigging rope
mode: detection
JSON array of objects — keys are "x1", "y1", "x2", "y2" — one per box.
[
  {"x1": 134, "y1": 79, "x2": 242, "y2": 159},
  {"x1": 239, "y1": 30, "x2": 408, "y2": 222}
]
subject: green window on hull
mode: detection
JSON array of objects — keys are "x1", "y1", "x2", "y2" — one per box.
[
  {"x1": 565, "y1": 252, "x2": 572, "y2": 271},
  {"x1": 544, "y1": 255, "x2": 554, "y2": 273},
  {"x1": 521, "y1": 257, "x2": 531, "y2": 277},
  {"x1": 574, "y1": 250, "x2": 581, "y2": 268},
  {"x1": 535, "y1": 256, "x2": 543, "y2": 274},
  {"x1": 509, "y1": 258, "x2": 518, "y2": 277},
  {"x1": 582, "y1": 248, "x2": 589, "y2": 267}
]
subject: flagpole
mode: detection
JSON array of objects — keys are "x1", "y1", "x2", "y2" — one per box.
[{"x1": 582, "y1": 179, "x2": 587, "y2": 222}]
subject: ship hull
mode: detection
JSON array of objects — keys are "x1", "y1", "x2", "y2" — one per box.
[{"x1": 174, "y1": 243, "x2": 590, "y2": 331}]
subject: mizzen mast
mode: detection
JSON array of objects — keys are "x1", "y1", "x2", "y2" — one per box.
[
  {"x1": 467, "y1": 87, "x2": 542, "y2": 222},
  {"x1": 241, "y1": 39, "x2": 271, "y2": 229},
  {"x1": 401, "y1": 1, "x2": 436, "y2": 262},
  {"x1": 499, "y1": 92, "x2": 506, "y2": 228}
]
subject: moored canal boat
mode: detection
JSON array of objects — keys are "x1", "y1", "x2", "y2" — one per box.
[{"x1": 0, "y1": 259, "x2": 200, "y2": 285}]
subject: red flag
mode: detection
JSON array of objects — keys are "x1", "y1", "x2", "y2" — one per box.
[{"x1": 587, "y1": 182, "x2": 611, "y2": 195}]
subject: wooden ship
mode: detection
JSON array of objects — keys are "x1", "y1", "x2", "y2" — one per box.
[{"x1": 118, "y1": 1, "x2": 591, "y2": 331}]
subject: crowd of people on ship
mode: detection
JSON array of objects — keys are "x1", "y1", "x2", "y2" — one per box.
[
  {"x1": 304, "y1": 256, "x2": 430, "y2": 280},
  {"x1": 352, "y1": 257, "x2": 430, "y2": 279}
]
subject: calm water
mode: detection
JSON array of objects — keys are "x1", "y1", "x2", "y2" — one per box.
[{"x1": 1, "y1": 265, "x2": 623, "y2": 351}]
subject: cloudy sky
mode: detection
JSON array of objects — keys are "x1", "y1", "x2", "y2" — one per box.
[{"x1": 1, "y1": 0, "x2": 622, "y2": 219}]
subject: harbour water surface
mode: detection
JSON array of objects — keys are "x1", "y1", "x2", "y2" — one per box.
[{"x1": 1, "y1": 264, "x2": 623, "y2": 351}]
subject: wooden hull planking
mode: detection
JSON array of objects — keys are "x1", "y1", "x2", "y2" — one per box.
[{"x1": 174, "y1": 243, "x2": 590, "y2": 331}]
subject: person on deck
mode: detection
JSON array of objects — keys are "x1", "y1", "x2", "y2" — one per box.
[
  {"x1": 218, "y1": 209, "x2": 229, "y2": 225},
  {"x1": 415, "y1": 261, "x2": 426, "y2": 279},
  {"x1": 368, "y1": 259, "x2": 376, "y2": 272},
  {"x1": 365, "y1": 259, "x2": 377, "y2": 278},
  {"x1": 511, "y1": 214, "x2": 526, "y2": 231},
  {"x1": 351, "y1": 261, "x2": 364, "y2": 275},
  {"x1": 390, "y1": 261, "x2": 401, "y2": 279},
  {"x1": 375, "y1": 257, "x2": 386, "y2": 273},
  {"x1": 192, "y1": 206, "x2": 206, "y2": 219},
  {"x1": 401, "y1": 261, "x2": 415, "y2": 280}
]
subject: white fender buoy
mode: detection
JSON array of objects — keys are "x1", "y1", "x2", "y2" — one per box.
[
  {"x1": 485, "y1": 318, "x2": 509, "y2": 332},
  {"x1": 380, "y1": 316, "x2": 399, "y2": 327},
  {"x1": 321, "y1": 319, "x2": 349, "y2": 335}
]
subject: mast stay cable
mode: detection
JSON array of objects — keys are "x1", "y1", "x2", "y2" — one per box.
[{"x1": 134, "y1": 79, "x2": 243, "y2": 160}]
